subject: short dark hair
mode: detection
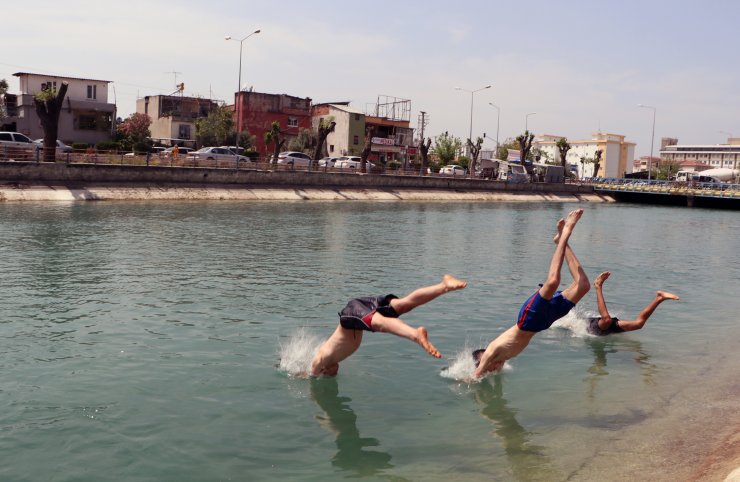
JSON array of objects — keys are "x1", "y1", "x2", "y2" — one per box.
[{"x1": 472, "y1": 349, "x2": 485, "y2": 367}]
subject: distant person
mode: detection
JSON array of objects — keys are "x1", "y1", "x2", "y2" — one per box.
[
  {"x1": 310, "y1": 275, "x2": 468, "y2": 376},
  {"x1": 587, "y1": 271, "x2": 680, "y2": 336},
  {"x1": 474, "y1": 209, "x2": 590, "y2": 378},
  {"x1": 172, "y1": 144, "x2": 179, "y2": 161}
]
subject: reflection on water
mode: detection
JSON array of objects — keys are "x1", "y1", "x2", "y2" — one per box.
[
  {"x1": 474, "y1": 376, "x2": 560, "y2": 481},
  {"x1": 310, "y1": 378, "x2": 393, "y2": 477},
  {"x1": 584, "y1": 336, "x2": 657, "y2": 402}
]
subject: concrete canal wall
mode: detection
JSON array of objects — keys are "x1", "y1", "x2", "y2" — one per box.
[{"x1": 0, "y1": 161, "x2": 613, "y2": 203}]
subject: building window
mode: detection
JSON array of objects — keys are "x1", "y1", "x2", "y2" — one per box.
[
  {"x1": 78, "y1": 114, "x2": 97, "y2": 130},
  {"x1": 178, "y1": 124, "x2": 191, "y2": 139},
  {"x1": 287, "y1": 117, "x2": 298, "y2": 127},
  {"x1": 354, "y1": 114, "x2": 360, "y2": 121},
  {"x1": 87, "y1": 85, "x2": 97, "y2": 100},
  {"x1": 353, "y1": 135, "x2": 359, "y2": 145},
  {"x1": 329, "y1": 144, "x2": 334, "y2": 153},
  {"x1": 41, "y1": 81, "x2": 57, "y2": 91}
]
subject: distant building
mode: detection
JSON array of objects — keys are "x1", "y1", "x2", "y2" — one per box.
[
  {"x1": 534, "y1": 132, "x2": 635, "y2": 178},
  {"x1": 136, "y1": 94, "x2": 218, "y2": 147},
  {"x1": 311, "y1": 102, "x2": 365, "y2": 157},
  {"x1": 632, "y1": 155, "x2": 662, "y2": 173},
  {"x1": 233, "y1": 91, "x2": 312, "y2": 157},
  {"x1": 9, "y1": 72, "x2": 115, "y2": 145},
  {"x1": 364, "y1": 96, "x2": 415, "y2": 166},
  {"x1": 660, "y1": 138, "x2": 740, "y2": 170}
]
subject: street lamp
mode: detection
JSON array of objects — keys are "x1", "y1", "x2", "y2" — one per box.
[
  {"x1": 455, "y1": 84, "x2": 492, "y2": 155},
  {"x1": 226, "y1": 28, "x2": 261, "y2": 146},
  {"x1": 638, "y1": 104, "x2": 656, "y2": 181},
  {"x1": 488, "y1": 102, "x2": 500, "y2": 156},
  {"x1": 525, "y1": 112, "x2": 537, "y2": 132}
]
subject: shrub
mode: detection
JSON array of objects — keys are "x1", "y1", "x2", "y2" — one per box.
[
  {"x1": 96, "y1": 140, "x2": 120, "y2": 152},
  {"x1": 72, "y1": 142, "x2": 90, "y2": 150}
]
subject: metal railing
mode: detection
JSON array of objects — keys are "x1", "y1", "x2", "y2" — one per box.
[{"x1": 588, "y1": 177, "x2": 740, "y2": 198}]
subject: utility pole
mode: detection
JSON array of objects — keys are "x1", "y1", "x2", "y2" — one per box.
[
  {"x1": 164, "y1": 71, "x2": 182, "y2": 90},
  {"x1": 418, "y1": 111, "x2": 429, "y2": 175}
]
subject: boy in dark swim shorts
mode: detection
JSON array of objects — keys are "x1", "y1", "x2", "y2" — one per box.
[
  {"x1": 310, "y1": 275, "x2": 467, "y2": 376},
  {"x1": 474, "y1": 209, "x2": 591, "y2": 378},
  {"x1": 587, "y1": 271, "x2": 679, "y2": 336}
]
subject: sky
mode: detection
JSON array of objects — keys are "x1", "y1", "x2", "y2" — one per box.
[{"x1": 3, "y1": 0, "x2": 740, "y2": 157}]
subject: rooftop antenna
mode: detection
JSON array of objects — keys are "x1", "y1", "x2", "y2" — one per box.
[{"x1": 164, "y1": 71, "x2": 182, "y2": 90}]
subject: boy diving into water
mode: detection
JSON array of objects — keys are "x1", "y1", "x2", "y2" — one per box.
[
  {"x1": 311, "y1": 275, "x2": 467, "y2": 376},
  {"x1": 474, "y1": 209, "x2": 590, "y2": 378},
  {"x1": 587, "y1": 271, "x2": 679, "y2": 336}
]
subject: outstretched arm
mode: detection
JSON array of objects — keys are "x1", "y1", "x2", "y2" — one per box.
[{"x1": 594, "y1": 272, "x2": 613, "y2": 330}]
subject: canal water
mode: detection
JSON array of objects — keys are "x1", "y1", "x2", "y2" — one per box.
[{"x1": 1, "y1": 201, "x2": 738, "y2": 481}]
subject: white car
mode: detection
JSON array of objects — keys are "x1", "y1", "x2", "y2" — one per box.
[
  {"x1": 33, "y1": 139, "x2": 73, "y2": 153},
  {"x1": 188, "y1": 147, "x2": 247, "y2": 163},
  {"x1": 318, "y1": 156, "x2": 341, "y2": 168},
  {"x1": 163, "y1": 146, "x2": 194, "y2": 158},
  {"x1": 335, "y1": 156, "x2": 374, "y2": 170},
  {"x1": 0, "y1": 131, "x2": 36, "y2": 159},
  {"x1": 276, "y1": 151, "x2": 312, "y2": 169},
  {"x1": 439, "y1": 165, "x2": 466, "y2": 176}
]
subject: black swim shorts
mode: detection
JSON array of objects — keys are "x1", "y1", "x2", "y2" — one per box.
[{"x1": 339, "y1": 294, "x2": 399, "y2": 331}]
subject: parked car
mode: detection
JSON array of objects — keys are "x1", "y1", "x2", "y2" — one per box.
[
  {"x1": 334, "y1": 156, "x2": 375, "y2": 170},
  {"x1": 33, "y1": 139, "x2": 73, "y2": 153},
  {"x1": 0, "y1": 131, "x2": 37, "y2": 159},
  {"x1": 276, "y1": 151, "x2": 312, "y2": 169},
  {"x1": 188, "y1": 146, "x2": 248, "y2": 163},
  {"x1": 438, "y1": 165, "x2": 466, "y2": 176},
  {"x1": 318, "y1": 156, "x2": 341, "y2": 168},
  {"x1": 219, "y1": 146, "x2": 245, "y2": 155}
]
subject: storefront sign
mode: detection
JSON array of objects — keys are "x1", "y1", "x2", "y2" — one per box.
[{"x1": 371, "y1": 137, "x2": 395, "y2": 146}]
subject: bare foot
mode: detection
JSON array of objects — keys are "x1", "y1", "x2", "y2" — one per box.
[
  {"x1": 416, "y1": 327, "x2": 441, "y2": 358},
  {"x1": 563, "y1": 209, "x2": 584, "y2": 232},
  {"x1": 553, "y1": 218, "x2": 565, "y2": 244},
  {"x1": 443, "y1": 274, "x2": 467, "y2": 291},
  {"x1": 594, "y1": 271, "x2": 611, "y2": 288},
  {"x1": 657, "y1": 291, "x2": 680, "y2": 301}
]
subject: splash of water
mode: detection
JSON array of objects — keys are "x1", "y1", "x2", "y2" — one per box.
[
  {"x1": 277, "y1": 327, "x2": 324, "y2": 377},
  {"x1": 440, "y1": 344, "x2": 512, "y2": 382}
]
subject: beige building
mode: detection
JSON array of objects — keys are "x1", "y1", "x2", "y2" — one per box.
[
  {"x1": 136, "y1": 95, "x2": 218, "y2": 146},
  {"x1": 9, "y1": 72, "x2": 115, "y2": 145},
  {"x1": 660, "y1": 138, "x2": 740, "y2": 170},
  {"x1": 534, "y1": 132, "x2": 635, "y2": 178},
  {"x1": 311, "y1": 103, "x2": 366, "y2": 156}
]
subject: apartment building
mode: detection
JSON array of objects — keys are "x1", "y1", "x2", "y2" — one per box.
[
  {"x1": 660, "y1": 138, "x2": 740, "y2": 170},
  {"x1": 136, "y1": 94, "x2": 218, "y2": 147},
  {"x1": 534, "y1": 132, "x2": 635, "y2": 178},
  {"x1": 9, "y1": 72, "x2": 115, "y2": 145},
  {"x1": 311, "y1": 103, "x2": 365, "y2": 157}
]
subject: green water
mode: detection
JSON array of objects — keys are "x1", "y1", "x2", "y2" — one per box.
[{"x1": 1, "y1": 201, "x2": 738, "y2": 481}]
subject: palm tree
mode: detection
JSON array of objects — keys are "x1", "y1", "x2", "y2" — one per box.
[
  {"x1": 556, "y1": 137, "x2": 571, "y2": 171},
  {"x1": 264, "y1": 121, "x2": 285, "y2": 169}
]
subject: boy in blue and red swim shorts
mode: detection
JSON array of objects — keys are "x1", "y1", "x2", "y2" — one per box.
[
  {"x1": 311, "y1": 275, "x2": 467, "y2": 376},
  {"x1": 474, "y1": 209, "x2": 592, "y2": 378}
]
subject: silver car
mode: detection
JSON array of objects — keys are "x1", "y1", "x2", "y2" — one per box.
[{"x1": 188, "y1": 147, "x2": 247, "y2": 163}]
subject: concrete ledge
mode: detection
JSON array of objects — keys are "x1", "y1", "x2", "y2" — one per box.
[{"x1": 0, "y1": 161, "x2": 614, "y2": 202}]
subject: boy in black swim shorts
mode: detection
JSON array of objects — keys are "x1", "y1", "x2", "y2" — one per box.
[
  {"x1": 474, "y1": 209, "x2": 591, "y2": 377},
  {"x1": 587, "y1": 271, "x2": 679, "y2": 336},
  {"x1": 310, "y1": 275, "x2": 467, "y2": 376}
]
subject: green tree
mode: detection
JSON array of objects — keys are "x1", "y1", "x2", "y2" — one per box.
[
  {"x1": 655, "y1": 160, "x2": 681, "y2": 180},
  {"x1": 34, "y1": 82, "x2": 69, "y2": 162},
  {"x1": 433, "y1": 131, "x2": 462, "y2": 165},
  {"x1": 237, "y1": 129, "x2": 256, "y2": 150},
  {"x1": 264, "y1": 121, "x2": 286, "y2": 167},
  {"x1": 195, "y1": 104, "x2": 235, "y2": 147},
  {"x1": 118, "y1": 112, "x2": 152, "y2": 152},
  {"x1": 516, "y1": 130, "x2": 534, "y2": 163},
  {"x1": 313, "y1": 117, "x2": 336, "y2": 164},
  {"x1": 556, "y1": 137, "x2": 571, "y2": 170},
  {"x1": 287, "y1": 128, "x2": 315, "y2": 154},
  {"x1": 496, "y1": 138, "x2": 518, "y2": 161}
]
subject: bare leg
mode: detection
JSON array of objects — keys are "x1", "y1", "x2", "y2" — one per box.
[
  {"x1": 540, "y1": 209, "x2": 583, "y2": 299},
  {"x1": 618, "y1": 291, "x2": 680, "y2": 332},
  {"x1": 371, "y1": 312, "x2": 441, "y2": 358},
  {"x1": 390, "y1": 274, "x2": 467, "y2": 315},
  {"x1": 552, "y1": 220, "x2": 591, "y2": 304},
  {"x1": 311, "y1": 325, "x2": 363, "y2": 376}
]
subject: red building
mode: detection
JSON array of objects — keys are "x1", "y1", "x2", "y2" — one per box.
[{"x1": 234, "y1": 91, "x2": 312, "y2": 157}]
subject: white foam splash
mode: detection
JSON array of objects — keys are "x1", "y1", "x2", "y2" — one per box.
[
  {"x1": 552, "y1": 306, "x2": 596, "y2": 337},
  {"x1": 440, "y1": 344, "x2": 512, "y2": 382},
  {"x1": 277, "y1": 327, "x2": 324, "y2": 377}
]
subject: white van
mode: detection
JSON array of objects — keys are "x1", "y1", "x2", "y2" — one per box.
[{"x1": 497, "y1": 161, "x2": 530, "y2": 183}]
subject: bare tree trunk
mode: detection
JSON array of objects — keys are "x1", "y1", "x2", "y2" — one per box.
[
  {"x1": 34, "y1": 82, "x2": 69, "y2": 162},
  {"x1": 312, "y1": 121, "x2": 336, "y2": 168},
  {"x1": 360, "y1": 127, "x2": 374, "y2": 173},
  {"x1": 420, "y1": 138, "x2": 431, "y2": 175}
]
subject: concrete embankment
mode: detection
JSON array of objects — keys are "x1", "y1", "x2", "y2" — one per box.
[{"x1": 0, "y1": 161, "x2": 614, "y2": 202}]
